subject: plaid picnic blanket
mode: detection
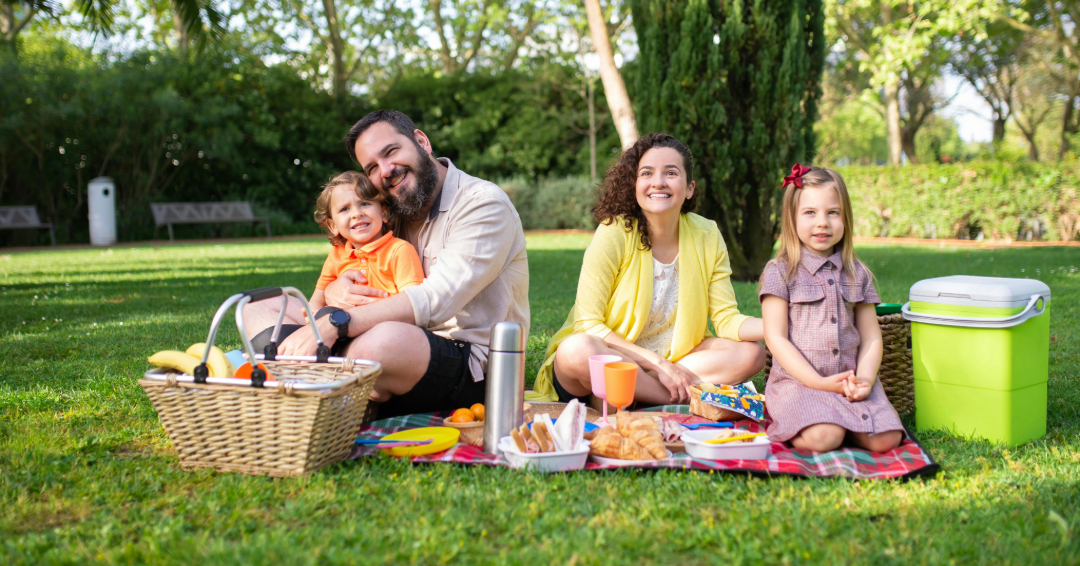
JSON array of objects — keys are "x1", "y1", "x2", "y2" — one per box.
[{"x1": 350, "y1": 406, "x2": 939, "y2": 480}]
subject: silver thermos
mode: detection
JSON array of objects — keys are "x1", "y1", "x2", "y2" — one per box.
[{"x1": 483, "y1": 321, "x2": 526, "y2": 455}]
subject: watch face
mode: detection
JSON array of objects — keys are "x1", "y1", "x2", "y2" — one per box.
[{"x1": 330, "y1": 309, "x2": 350, "y2": 326}]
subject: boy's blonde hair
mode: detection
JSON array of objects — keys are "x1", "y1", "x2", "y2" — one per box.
[
  {"x1": 773, "y1": 166, "x2": 862, "y2": 282},
  {"x1": 313, "y1": 171, "x2": 389, "y2": 246}
]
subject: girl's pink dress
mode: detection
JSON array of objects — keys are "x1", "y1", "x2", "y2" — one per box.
[{"x1": 758, "y1": 251, "x2": 903, "y2": 443}]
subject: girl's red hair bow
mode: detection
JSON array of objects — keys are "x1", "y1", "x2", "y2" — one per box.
[{"x1": 782, "y1": 164, "x2": 812, "y2": 188}]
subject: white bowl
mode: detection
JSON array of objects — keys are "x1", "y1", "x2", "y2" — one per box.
[
  {"x1": 497, "y1": 437, "x2": 590, "y2": 473},
  {"x1": 681, "y1": 429, "x2": 772, "y2": 461}
]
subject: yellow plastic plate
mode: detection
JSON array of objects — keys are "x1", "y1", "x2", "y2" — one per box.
[{"x1": 380, "y1": 427, "x2": 461, "y2": 457}]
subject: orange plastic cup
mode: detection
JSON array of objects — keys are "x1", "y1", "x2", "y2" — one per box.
[{"x1": 604, "y1": 362, "x2": 638, "y2": 412}]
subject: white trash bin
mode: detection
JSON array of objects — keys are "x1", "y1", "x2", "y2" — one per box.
[{"x1": 88, "y1": 177, "x2": 116, "y2": 246}]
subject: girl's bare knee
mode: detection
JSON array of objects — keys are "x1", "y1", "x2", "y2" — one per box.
[
  {"x1": 863, "y1": 431, "x2": 903, "y2": 453},
  {"x1": 792, "y1": 424, "x2": 845, "y2": 452}
]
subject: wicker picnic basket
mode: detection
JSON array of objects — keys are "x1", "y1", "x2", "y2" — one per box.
[
  {"x1": 139, "y1": 287, "x2": 381, "y2": 477},
  {"x1": 762, "y1": 308, "x2": 914, "y2": 416}
]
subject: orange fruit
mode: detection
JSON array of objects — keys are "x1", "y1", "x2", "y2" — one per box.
[
  {"x1": 470, "y1": 403, "x2": 485, "y2": 421},
  {"x1": 234, "y1": 362, "x2": 273, "y2": 381},
  {"x1": 450, "y1": 408, "x2": 475, "y2": 423}
]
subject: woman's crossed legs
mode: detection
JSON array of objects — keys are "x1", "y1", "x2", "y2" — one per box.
[{"x1": 552, "y1": 334, "x2": 765, "y2": 406}]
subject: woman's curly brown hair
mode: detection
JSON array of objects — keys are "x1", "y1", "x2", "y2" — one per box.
[{"x1": 592, "y1": 132, "x2": 697, "y2": 250}]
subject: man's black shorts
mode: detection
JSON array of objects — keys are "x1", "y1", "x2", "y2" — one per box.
[{"x1": 250, "y1": 317, "x2": 484, "y2": 419}]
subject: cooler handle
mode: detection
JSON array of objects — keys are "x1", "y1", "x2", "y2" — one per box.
[{"x1": 901, "y1": 294, "x2": 1046, "y2": 329}]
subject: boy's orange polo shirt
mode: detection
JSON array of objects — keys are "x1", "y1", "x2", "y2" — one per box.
[{"x1": 316, "y1": 231, "x2": 424, "y2": 295}]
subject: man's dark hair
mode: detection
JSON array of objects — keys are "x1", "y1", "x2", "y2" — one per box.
[{"x1": 344, "y1": 110, "x2": 421, "y2": 164}]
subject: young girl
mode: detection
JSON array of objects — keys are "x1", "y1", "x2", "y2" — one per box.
[
  {"x1": 249, "y1": 171, "x2": 423, "y2": 354},
  {"x1": 529, "y1": 133, "x2": 765, "y2": 406},
  {"x1": 759, "y1": 165, "x2": 903, "y2": 453}
]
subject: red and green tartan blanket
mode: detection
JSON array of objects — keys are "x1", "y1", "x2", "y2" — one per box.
[{"x1": 350, "y1": 405, "x2": 939, "y2": 480}]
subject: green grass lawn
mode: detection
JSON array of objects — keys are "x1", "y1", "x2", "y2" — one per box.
[{"x1": 1, "y1": 235, "x2": 1078, "y2": 564}]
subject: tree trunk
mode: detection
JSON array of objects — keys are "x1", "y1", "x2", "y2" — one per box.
[
  {"x1": 1054, "y1": 97, "x2": 1071, "y2": 157},
  {"x1": 884, "y1": 76, "x2": 903, "y2": 165},
  {"x1": 1025, "y1": 132, "x2": 1040, "y2": 161},
  {"x1": 584, "y1": 0, "x2": 637, "y2": 149},
  {"x1": 900, "y1": 126, "x2": 920, "y2": 164},
  {"x1": 993, "y1": 117, "x2": 1007, "y2": 145},
  {"x1": 321, "y1": 0, "x2": 348, "y2": 99},
  {"x1": 588, "y1": 78, "x2": 597, "y2": 185}
]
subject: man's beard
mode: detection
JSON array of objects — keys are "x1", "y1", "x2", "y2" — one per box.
[{"x1": 388, "y1": 151, "x2": 440, "y2": 221}]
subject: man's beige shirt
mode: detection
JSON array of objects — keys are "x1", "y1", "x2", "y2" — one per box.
[{"x1": 401, "y1": 158, "x2": 530, "y2": 382}]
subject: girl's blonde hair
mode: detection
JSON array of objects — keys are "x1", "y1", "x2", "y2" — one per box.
[
  {"x1": 313, "y1": 171, "x2": 389, "y2": 246},
  {"x1": 772, "y1": 166, "x2": 862, "y2": 282}
]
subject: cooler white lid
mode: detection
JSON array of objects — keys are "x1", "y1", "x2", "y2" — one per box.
[{"x1": 909, "y1": 276, "x2": 1050, "y2": 307}]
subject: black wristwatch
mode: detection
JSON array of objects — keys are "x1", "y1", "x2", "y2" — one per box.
[{"x1": 328, "y1": 308, "x2": 351, "y2": 340}]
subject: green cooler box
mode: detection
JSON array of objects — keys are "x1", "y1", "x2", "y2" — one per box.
[{"x1": 902, "y1": 276, "x2": 1051, "y2": 446}]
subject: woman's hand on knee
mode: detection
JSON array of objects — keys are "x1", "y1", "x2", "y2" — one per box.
[{"x1": 651, "y1": 358, "x2": 695, "y2": 403}]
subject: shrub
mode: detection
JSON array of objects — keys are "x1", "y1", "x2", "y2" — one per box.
[
  {"x1": 501, "y1": 176, "x2": 598, "y2": 231},
  {"x1": 840, "y1": 162, "x2": 1080, "y2": 242}
]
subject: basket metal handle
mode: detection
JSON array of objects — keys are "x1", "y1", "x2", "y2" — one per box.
[
  {"x1": 197, "y1": 286, "x2": 329, "y2": 386},
  {"x1": 900, "y1": 294, "x2": 1047, "y2": 329}
]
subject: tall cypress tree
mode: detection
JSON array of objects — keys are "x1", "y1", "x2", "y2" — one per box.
[{"x1": 630, "y1": 0, "x2": 825, "y2": 280}]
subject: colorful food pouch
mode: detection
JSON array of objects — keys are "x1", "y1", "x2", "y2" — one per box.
[{"x1": 698, "y1": 382, "x2": 766, "y2": 421}]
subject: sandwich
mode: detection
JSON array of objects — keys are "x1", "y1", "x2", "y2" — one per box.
[
  {"x1": 553, "y1": 399, "x2": 587, "y2": 451},
  {"x1": 531, "y1": 414, "x2": 558, "y2": 452},
  {"x1": 511, "y1": 422, "x2": 540, "y2": 453}
]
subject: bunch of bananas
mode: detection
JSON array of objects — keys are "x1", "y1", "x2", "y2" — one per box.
[{"x1": 148, "y1": 343, "x2": 235, "y2": 378}]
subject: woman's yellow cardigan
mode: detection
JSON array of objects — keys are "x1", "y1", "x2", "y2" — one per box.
[{"x1": 528, "y1": 213, "x2": 750, "y2": 402}]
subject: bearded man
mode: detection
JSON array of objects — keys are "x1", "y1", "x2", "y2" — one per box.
[{"x1": 245, "y1": 110, "x2": 530, "y2": 418}]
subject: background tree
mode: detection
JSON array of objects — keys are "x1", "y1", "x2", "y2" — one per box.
[
  {"x1": 830, "y1": 0, "x2": 982, "y2": 165},
  {"x1": 631, "y1": 0, "x2": 826, "y2": 280},
  {"x1": 1010, "y1": 36, "x2": 1062, "y2": 160},
  {"x1": 995, "y1": 1, "x2": 1080, "y2": 156},
  {"x1": 272, "y1": 0, "x2": 414, "y2": 101},
  {"x1": 898, "y1": 45, "x2": 956, "y2": 164},
  {"x1": 814, "y1": 55, "x2": 887, "y2": 166},
  {"x1": 2, "y1": 0, "x2": 223, "y2": 55},
  {"x1": 950, "y1": 19, "x2": 1025, "y2": 146},
  {"x1": 425, "y1": 0, "x2": 547, "y2": 74},
  {"x1": 1012, "y1": 54, "x2": 1056, "y2": 161}
]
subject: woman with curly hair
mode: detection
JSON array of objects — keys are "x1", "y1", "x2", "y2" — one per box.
[{"x1": 527, "y1": 133, "x2": 765, "y2": 405}]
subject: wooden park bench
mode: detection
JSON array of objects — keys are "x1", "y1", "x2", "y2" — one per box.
[
  {"x1": 0, "y1": 206, "x2": 56, "y2": 246},
  {"x1": 150, "y1": 202, "x2": 271, "y2": 242}
]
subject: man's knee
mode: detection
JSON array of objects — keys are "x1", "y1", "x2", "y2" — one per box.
[{"x1": 347, "y1": 321, "x2": 425, "y2": 360}]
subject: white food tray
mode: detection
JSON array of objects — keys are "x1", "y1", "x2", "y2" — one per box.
[
  {"x1": 681, "y1": 429, "x2": 772, "y2": 461},
  {"x1": 498, "y1": 437, "x2": 589, "y2": 473}
]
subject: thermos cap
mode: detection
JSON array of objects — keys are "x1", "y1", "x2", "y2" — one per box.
[{"x1": 490, "y1": 321, "x2": 525, "y2": 352}]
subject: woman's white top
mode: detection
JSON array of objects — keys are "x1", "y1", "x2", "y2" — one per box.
[{"x1": 634, "y1": 254, "x2": 679, "y2": 357}]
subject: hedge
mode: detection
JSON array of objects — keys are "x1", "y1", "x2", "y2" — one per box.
[
  {"x1": 505, "y1": 162, "x2": 1080, "y2": 242},
  {"x1": 837, "y1": 162, "x2": 1080, "y2": 242}
]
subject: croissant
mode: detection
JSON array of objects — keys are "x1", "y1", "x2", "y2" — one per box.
[
  {"x1": 588, "y1": 427, "x2": 654, "y2": 461},
  {"x1": 616, "y1": 415, "x2": 667, "y2": 459}
]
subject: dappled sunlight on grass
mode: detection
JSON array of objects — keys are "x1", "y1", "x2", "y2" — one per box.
[{"x1": 1, "y1": 237, "x2": 1078, "y2": 563}]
